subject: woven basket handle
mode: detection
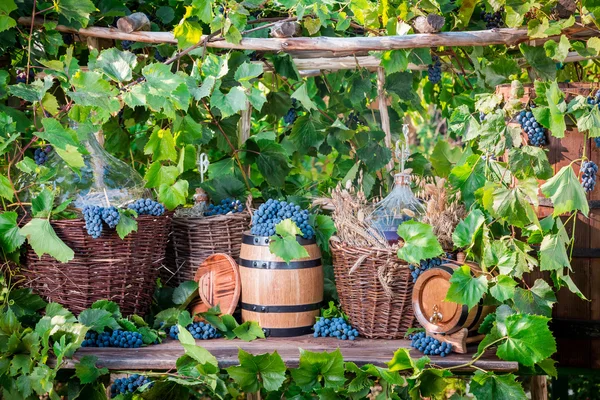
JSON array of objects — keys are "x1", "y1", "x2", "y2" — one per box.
[{"x1": 198, "y1": 273, "x2": 214, "y2": 307}]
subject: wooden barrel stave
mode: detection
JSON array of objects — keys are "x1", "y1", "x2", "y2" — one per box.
[{"x1": 239, "y1": 232, "x2": 323, "y2": 337}]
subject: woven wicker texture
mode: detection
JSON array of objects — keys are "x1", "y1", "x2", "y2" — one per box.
[
  {"x1": 22, "y1": 214, "x2": 171, "y2": 316},
  {"x1": 162, "y1": 212, "x2": 250, "y2": 287},
  {"x1": 331, "y1": 241, "x2": 416, "y2": 339}
]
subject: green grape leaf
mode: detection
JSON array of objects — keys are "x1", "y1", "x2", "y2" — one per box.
[
  {"x1": 78, "y1": 309, "x2": 120, "y2": 333},
  {"x1": 289, "y1": 114, "x2": 326, "y2": 155},
  {"x1": 541, "y1": 165, "x2": 589, "y2": 217},
  {"x1": 291, "y1": 83, "x2": 317, "y2": 111},
  {"x1": 68, "y1": 71, "x2": 120, "y2": 112},
  {"x1": 144, "y1": 128, "x2": 178, "y2": 162},
  {"x1": 272, "y1": 53, "x2": 301, "y2": 81},
  {"x1": 255, "y1": 139, "x2": 291, "y2": 187},
  {"x1": 513, "y1": 279, "x2": 556, "y2": 317},
  {"x1": 507, "y1": 146, "x2": 553, "y2": 180},
  {"x1": 158, "y1": 179, "x2": 189, "y2": 210},
  {"x1": 544, "y1": 35, "x2": 571, "y2": 62},
  {"x1": 172, "y1": 281, "x2": 199, "y2": 308},
  {"x1": 519, "y1": 44, "x2": 556, "y2": 80},
  {"x1": 177, "y1": 325, "x2": 219, "y2": 368},
  {"x1": 291, "y1": 349, "x2": 345, "y2": 391},
  {"x1": 452, "y1": 208, "x2": 485, "y2": 249},
  {"x1": 449, "y1": 154, "x2": 486, "y2": 207},
  {"x1": 232, "y1": 321, "x2": 266, "y2": 341},
  {"x1": 397, "y1": 220, "x2": 443, "y2": 264},
  {"x1": 0, "y1": 174, "x2": 13, "y2": 201},
  {"x1": 95, "y1": 48, "x2": 137, "y2": 82},
  {"x1": 430, "y1": 140, "x2": 463, "y2": 178},
  {"x1": 410, "y1": 369, "x2": 448, "y2": 399},
  {"x1": 491, "y1": 179, "x2": 539, "y2": 228},
  {"x1": 269, "y1": 222, "x2": 309, "y2": 264},
  {"x1": 496, "y1": 314, "x2": 557, "y2": 366},
  {"x1": 210, "y1": 87, "x2": 248, "y2": 118},
  {"x1": 115, "y1": 211, "x2": 137, "y2": 240},
  {"x1": 347, "y1": 73, "x2": 372, "y2": 107},
  {"x1": 489, "y1": 275, "x2": 517, "y2": 303},
  {"x1": 156, "y1": 6, "x2": 175, "y2": 24},
  {"x1": 356, "y1": 139, "x2": 392, "y2": 172},
  {"x1": 234, "y1": 62, "x2": 264, "y2": 88},
  {"x1": 21, "y1": 218, "x2": 74, "y2": 263},
  {"x1": 540, "y1": 230, "x2": 570, "y2": 271},
  {"x1": 75, "y1": 356, "x2": 109, "y2": 384},
  {"x1": 0, "y1": 0, "x2": 17, "y2": 32},
  {"x1": 386, "y1": 348, "x2": 415, "y2": 372},
  {"x1": 0, "y1": 211, "x2": 24, "y2": 254},
  {"x1": 145, "y1": 162, "x2": 179, "y2": 188},
  {"x1": 201, "y1": 175, "x2": 246, "y2": 203},
  {"x1": 445, "y1": 265, "x2": 488, "y2": 310},
  {"x1": 191, "y1": 0, "x2": 213, "y2": 24},
  {"x1": 312, "y1": 214, "x2": 336, "y2": 251},
  {"x1": 91, "y1": 300, "x2": 121, "y2": 319},
  {"x1": 537, "y1": 358, "x2": 558, "y2": 379},
  {"x1": 9, "y1": 76, "x2": 54, "y2": 102},
  {"x1": 56, "y1": 0, "x2": 96, "y2": 27},
  {"x1": 378, "y1": 50, "x2": 409, "y2": 74},
  {"x1": 470, "y1": 371, "x2": 526, "y2": 400},
  {"x1": 226, "y1": 349, "x2": 286, "y2": 392}
]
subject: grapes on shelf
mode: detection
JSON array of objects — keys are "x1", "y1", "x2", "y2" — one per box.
[
  {"x1": 34, "y1": 146, "x2": 52, "y2": 165},
  {"x1": 110, "y1": 374, "x2": 153, "y2": 398},
  {"x1": 204, "y1": 198, "x2": 244, "y2": 216},
  {"x1": 481, "y1": 7, "x2": 504, "y2": 29},
  {"x1": 169, "y1": 322, "x2": 222, "y2": 340},
  {"x1": 83, "y1": 205, "x2": 103, "y2": 239},
  {"x1": 127, "y1": 198, "x2": 165, "y2": 216},
  {"x1": 81, "y1": 330, "x2": 144, "y2": 348},
  {"x1": 581, "y1": 160, "x2": 598, "y2": 193},
  {"x1": 101, "y1": 206, "x2": 121, "y2": 229},
  {"x1": 409, "y1": 257, "x2": 442, "y2": 283},
  {"x1": 427, "y1": 55, "x2": 442, "y2": 84},
  {"x1": 312, "y1": 317, "x2": 359, "y2": 340},
  {"x1": 251, "y1": 199, "x2": 314, "y2": 239},
  {"x1": 409, "y1": 331, "x2": 453, "y2": 357},
  {"x1": 516, "y1": 109, "x2": 547, "y2": 147}
]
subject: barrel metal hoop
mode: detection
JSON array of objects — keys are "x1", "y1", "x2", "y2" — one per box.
[
  {"x1": 238, "y1": 258, "x2": 321, "y2": 269},
  {"x1": 242, "y1": 233, "x2": 315, "y2": 246},
  {"x1": 241, "y1": 302, "x2": 322, "y2": 313},
  {"x1": 262, "y1": 325, "x2": 314, "y2": 337}
]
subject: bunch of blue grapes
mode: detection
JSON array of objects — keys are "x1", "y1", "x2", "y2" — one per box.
[
  {"x1": 581, "y1": 160, "x2": 598, "y2": 193},
  {"x1": 110, "y1": 374, "x2": 153, "y2": 398},
  {"x1": 34, "y1": 146, "x2": 52, "y2": 165},
  {"x1": 127, "y1": 198, "x2": 165, "y2": 216},
  {"x1": 313, "y1": 317, "x2": 359, "y2": 340},
  {"x1": 15, "y1": 69, "x2": 34, "y2": 84},
  {"x1": 83, "y1": 205, "x2": 103, "y2": 239},
  {"x1": 154, "y1": 49, "x2": 167, "y2": 62},
  {"x1": 587, "y1": 89, "x2": 600, "y2": 108},
  {"x1": 251, "y1": 199, "x2": 314, "y2": 239},
  {"x1": 283, "y1": 108, "x2": 297, "y2": 125},
  {"x1": 121, "y1": 40, "x2": 134, "y2": 50},
  {"x1": 347, "y1": 112, "x2": 360, "y2": 129},
  {"x1": 595, "y1": 138, "x2": 600, "y2": 148},
  {"x1": 204, "y1": 198, "x2": 244, "y2": 216},
  {"x1": 168, "y1": 322, "x2": 222, "y2": 340},
  {"x1": 409, "y1": 257, "x2": 442, "y2": 283},
  {"x1": 101, "y1": 206, "x2": 121, "y2": 229},
  {"x1": 81, "y1": 330, "x2": 144, "y2": 348},
  {"x1": 479, "y1": 111, "x2": 486, "y2": 122},
  {"x1": 481, "y1": 7, "x2": 504, "y2": 29},
  {"x1": 410, "y1": 331, "x2": 453, "y2": 357},
  {"x1": 517, "y1": 109, "x2": 547, "y2": 146},
  {"x1": 427, "y1": 55, "x2": 442, "y2": 84}
]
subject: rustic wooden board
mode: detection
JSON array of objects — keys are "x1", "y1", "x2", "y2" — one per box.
[{"x1": 59, "y1": 336, "x2": 518, "y2": 372}]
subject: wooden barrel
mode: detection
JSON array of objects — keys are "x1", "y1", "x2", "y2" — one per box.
[
  {"x1": 412, "y1": 262, "x2": 494, "y2": 335},
  {"x1": 497, "y1": 83, "x2": 600, "y2": 369},
  {"x1": 239, "y1": 232, "x2": 323, "y2": 337}
]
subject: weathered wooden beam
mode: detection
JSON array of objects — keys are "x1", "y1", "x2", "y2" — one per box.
[{"x1": 18, "y1": 17, "x2": 598, "y2": 53}]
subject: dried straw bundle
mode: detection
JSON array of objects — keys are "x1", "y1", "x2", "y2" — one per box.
[{"x1": 420, "y1": 178, "x2": 466, "y2": 250}]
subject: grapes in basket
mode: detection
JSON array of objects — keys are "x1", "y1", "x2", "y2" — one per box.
[
  {"x1": 204, "y1": 198, "x2": 245, "y2": 216},
  {"x1": 251, "y1": 199, "x2": 314, "y2": 239}
]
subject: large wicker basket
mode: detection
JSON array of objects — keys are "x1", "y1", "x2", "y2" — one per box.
[
  {"x1": 162, "y1": 212, "x2": 250, "y2": 286},
  {"x1": 331, "y1": 240, "x2": 416, "y2": 339},
  {"x1": 22, "y1": 214, "x2": 171, "y2": 316}
]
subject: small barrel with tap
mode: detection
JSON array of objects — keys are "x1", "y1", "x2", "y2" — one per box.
[{"x1": 412, "y1": 260, "x2": 494, "y2": 336}]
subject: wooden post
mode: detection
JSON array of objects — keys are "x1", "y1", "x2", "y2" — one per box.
[
  {"x1": 238, "y1": 99, "x2": 252, "y2": 176},
  {"x1": 376, "y1": 67, "x2": 393, "y2": 173},
  {"x1": 530, "y1": 376, "x2": 548, "y2": 400}
]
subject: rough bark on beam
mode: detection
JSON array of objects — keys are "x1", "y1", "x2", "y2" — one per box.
[
  {"x1": 18, "y1": 17, "x2": 597, "y2": 52},
  {"x1": 376, "y1": 68, "x2": 393, "y2": 173}
]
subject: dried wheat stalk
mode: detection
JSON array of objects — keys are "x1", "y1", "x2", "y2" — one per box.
[{"x1": 421, "y1": 178, "x2": 466, "y2": 250}]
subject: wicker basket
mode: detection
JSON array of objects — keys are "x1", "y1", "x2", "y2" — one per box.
[
  {"x1": 331, "y1": 240, "x2": 416, "y2": 339},
  {"x1": 162, "y1": 212, "x2": 250, "y2": 286},
  {"x1": 22, "y1": 214, "x2": 171, "y2": 316}
]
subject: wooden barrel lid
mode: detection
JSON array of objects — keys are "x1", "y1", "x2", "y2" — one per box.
[
  {"x1": 191, "y1": 253, "x2": 241, "y2": 316},
  {"x1": 412, "y1": 264, "x2": 466, "y2": 334}
]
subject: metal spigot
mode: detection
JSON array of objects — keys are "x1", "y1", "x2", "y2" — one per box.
[{"x1": 429, "y1": 304, "x2": 442, "y2": 325}]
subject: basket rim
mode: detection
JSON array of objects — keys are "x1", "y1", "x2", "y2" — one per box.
[{"x1": 172, "y1": 211, "x2": 250, "y2": 222}]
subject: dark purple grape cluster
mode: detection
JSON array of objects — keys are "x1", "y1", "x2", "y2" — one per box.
[
  {"x1": 169, "y1": 321, "x2": 222, "y2": 340},
  {"x1": 34, "y1": 146, "x2": 52, "y2": 165},
  {"x1": 101, "y1": 206, "x2": 121, "y2": 229},
  {"x1": 479, "y1": 111, "x2": 486, "y2": 122},
  {"x1": 313, "y1": 317, "x2": 359, "y2": 340},
  {"x1": 347, "y1": 112, "x2": 360, "y2": 129},
  {"x1": 83, "y1": 205, "x2": 103, "y2": 238},
  {"x1": 62, "y1": 33, "x2": 74, "y2": 45},
  {"x1": 283, "y1": 108, "x2": 297, "y2": 124},
  {"x1": 81, "y1": 330, "x2": 144, "y2": 348},
  {"x1": 110, "y1": 374, "x2": 153, "y2": 398},
  {"x1": 587, "y1": 90, "x2": 600, "y2": 109},
  {"x1": 15, "y1": 69, "x2": 34, "y2": 84},
  {"x1": 251, "y1": 199, "x2": 314, "y2": 239},
  {"x1": 427, "y1": 55, "x2": 442, "y2": 84},
  {"x1": 581, "y1": 160, "x2": 598, "y2": 193},
  {"x1": 154, "y1": 49, "x2": 166, "y2": 62},
  {"x1": 410, "y1": 331, "x2": 453, "y2": 357},
  {"x1": 481, "y1": 7, "x2": 504, "y2": 29},
  {"x1": 595, "y1": 137, "x2": 600, "y2": 148},
  {"x1": 204, "y1": 198, "x2": 244, "y2": 216},
  {"x1": 121, "y1": 40, "x2": 134, "y2": 50},
  {"x1": 517, "y1": 109, "x2": 547, "y2": 146},
  {"x1": 409, "y1": 257, "x2": 442, "y2": 283},
  {"x1": 127, "y1": 198, "x2": 165, "y2": 216}
]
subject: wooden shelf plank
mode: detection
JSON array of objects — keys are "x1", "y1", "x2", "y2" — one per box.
[{"x1": 60, "y1": 336, "x2": 518, "y2": 373}]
